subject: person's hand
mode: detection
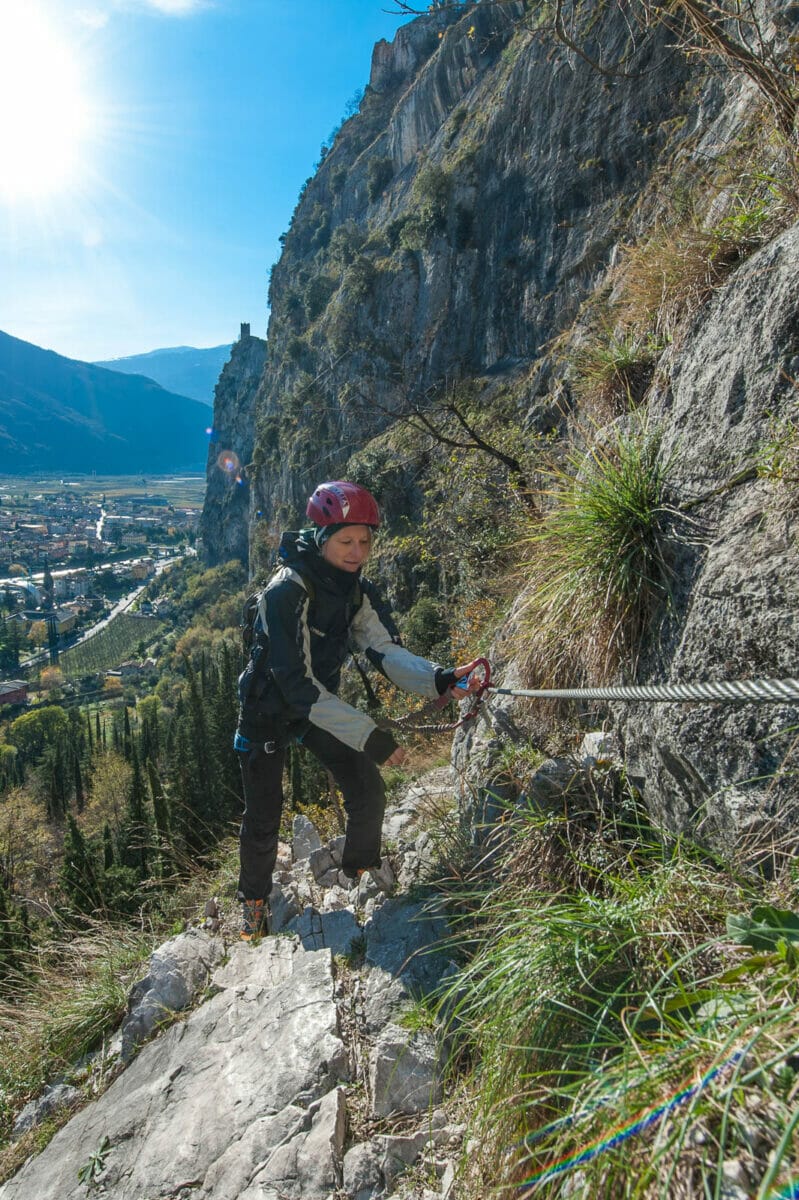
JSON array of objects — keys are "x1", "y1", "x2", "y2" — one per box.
[
  {"x1": 385, "y1": 746, "x2": 408, "y2": 767},
  {"x1": 451, "y1": 659, "x2": 486, "y2": 695}
]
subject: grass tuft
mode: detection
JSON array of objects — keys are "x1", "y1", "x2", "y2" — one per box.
[
  {"x1": 519, "y1": 420, "x2": 677, "y2": 684},
  {"x1": 573, "y1": 330, "x2": 665, "y2": 419}
]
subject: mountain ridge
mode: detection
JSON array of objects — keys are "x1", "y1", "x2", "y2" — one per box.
[
  {"x1": 94, "y1": 343, "x2": 233, "y2": 406},
  {"x1": 0, "y1": 329, "x2": 211, "y2": 474}
]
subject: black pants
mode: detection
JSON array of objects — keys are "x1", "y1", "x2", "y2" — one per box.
[{"x1": 237, "y1": 725, "x2": 386, "y2": 901}]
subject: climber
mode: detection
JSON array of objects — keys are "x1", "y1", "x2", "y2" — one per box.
[{"x1": 233, "y1": 480, "x2": 483, "y2": 940}]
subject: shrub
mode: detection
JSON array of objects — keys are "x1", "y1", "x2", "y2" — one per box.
[
  {"x1": 402, "y1": 595, "x2": 451, "y2": 662},
  {"x1": 327, "y1": 221, "x2": 367, "y2": 271},
  {"x1": 399, "y1": 164, "x2": 454, "y2": 251},
  {"x1": 366, "y1": 155, "x2": 394, "y2": 203},
  {"x1": 329, "y1": 164, "x2": 347, "y2": 195},
  {"x1": 342, "y1": 256, "x2": 376, "y2": 303},
  {"x1": 303, "y1": 273, "x2": 337, "y2": 322}
]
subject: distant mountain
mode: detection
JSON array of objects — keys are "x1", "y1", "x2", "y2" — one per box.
[
  {"x1": 0, "y1": 330, "x2": 211, "y2": 474},
  {"x1": 94, "y1": 344, "x2": 233, "y2": 405}
]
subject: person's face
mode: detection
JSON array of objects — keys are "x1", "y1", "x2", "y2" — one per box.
[{"x1": 320, "y1": 524, "x2": 372, "y2": 572}]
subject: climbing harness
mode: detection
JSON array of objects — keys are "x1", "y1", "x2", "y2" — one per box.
[
  {"x1": 488, "y1": 677, "x2": 799, "y2": 704},
  {"x1": 375, "y1": 657, "x2": 492, "y2": 735}
]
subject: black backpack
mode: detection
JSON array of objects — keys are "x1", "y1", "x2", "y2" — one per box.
[{"x1": 237, "y1": 573, "x2": 373, "y2": 709}]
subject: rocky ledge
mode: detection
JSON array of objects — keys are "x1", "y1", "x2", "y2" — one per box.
[{"x1": 0, "y1": 768, "x2": 464, "y2": 1200}]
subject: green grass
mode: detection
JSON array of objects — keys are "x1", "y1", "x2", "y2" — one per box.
[
  {"x1": 59, "y1": 614, "x2": 167, "y2": 679},
  {"x1": 757, "y1": 411, "x2": 799, "y2": 511},
  {"x1": 573, "y1": 332, "x2": 665, "y2": 417},
  {"x1": 430, "y1": 788, "x2": 799, "y2": 1199},
  {"x1": 521, "y1": 421, "x2": 676, "y2": 683}
]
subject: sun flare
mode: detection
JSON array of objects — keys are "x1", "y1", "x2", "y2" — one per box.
[{"x1": 0, "y1": 6, "x2": 94, "y2": 203}]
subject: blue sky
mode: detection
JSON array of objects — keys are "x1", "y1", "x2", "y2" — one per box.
[{"x1": 0, "y1": 0, "x2": 412, "y2": 363}]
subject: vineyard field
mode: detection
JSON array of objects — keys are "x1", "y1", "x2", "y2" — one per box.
[{"x1": 59, "y1": 614, "x2": 167, "y2": 678}]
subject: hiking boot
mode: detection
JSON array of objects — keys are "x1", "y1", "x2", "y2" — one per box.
[{"x1": 240, "y1": 897, "x2": 269, "y2": 940}]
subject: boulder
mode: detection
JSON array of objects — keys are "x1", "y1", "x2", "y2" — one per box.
[
  {"x1": 121, "y1": 930, "x2": 225, "y2": 1060},
  {"x1": 292, "y1": 814, "x2": 323, "y2": 861},
  {"x1": 369, "y1": 1023, "x2": 443, "y2": 1118}
]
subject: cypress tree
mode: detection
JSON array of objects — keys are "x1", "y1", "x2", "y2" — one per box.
[
  {"x1": 61, "y1": 815, "x2": 103, "y2": 919},
  {"x1": 0, "y1": 873, "x2": 28, "y2": 978},
  {"x1": 102, "y1": 822, "x2": 114, "y2": 871},
  {"x1": 74, "y1": 751, "x2": 85, "y2": 813},
  {"x1": 86, "y1": 709, "x2": 94, "y2": 754},
  {"x1": 44, "y1": 738, "x2": 69, "y2": 822},
  {"x1": 147, "y1": 758, "x2": 173, "y2": 878},
  {"x1": 183, "y1": 658, "x2": 220, "y2": 840},
  {"x1": 122, "y1": 706, "x2": 133, "y2": 761},
  {"x1": 119, "y1": 745, "x2": 149, "y2": 879}
]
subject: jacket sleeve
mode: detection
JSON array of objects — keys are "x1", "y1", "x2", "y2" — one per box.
[
  {"x1": 350, "y1": 582, "x2": 441, "y2": 699},
  {"x1": 264, "y1": 568, "x2": 386, "y2": 755}
]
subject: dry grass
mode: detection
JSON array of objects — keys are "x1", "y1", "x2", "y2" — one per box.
[
  {"x1": 614, "y1": 174, "x2": 791, "y2": 343},
  {"x1": 0, "y1": 840, "x2": 241, "y2": 1181},
  {"x1": 572, "y1": 329, "x2": 664, "y2": 420}
]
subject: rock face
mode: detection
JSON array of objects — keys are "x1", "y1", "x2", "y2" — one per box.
[
  {"x1": 199, "y1": 324, "x2": 266, "y2": 569},
  {"x1": 245, "y1": 1, "x2": 699, "y2": 535},
  {"x1": 617, "y1": 222, "x2": 799, "y2": 853}
]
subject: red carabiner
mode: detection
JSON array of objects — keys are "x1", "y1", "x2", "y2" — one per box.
[{"x1": 460, "y1": 657, "x2": 491, "y2": 725}]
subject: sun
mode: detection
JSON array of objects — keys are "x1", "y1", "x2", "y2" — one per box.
[{"x1": 0, "y1": 5, "x2": 94, "y2": 204}]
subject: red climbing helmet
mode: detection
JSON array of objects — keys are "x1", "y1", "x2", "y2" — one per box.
[{"x1": 306, "y1": 481, "x2": 381, "y2": 529}]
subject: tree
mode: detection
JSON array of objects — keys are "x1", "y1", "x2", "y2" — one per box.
[
  {"x1": 118, "y1": 745, "x2": 150, "y2": 880},
  {"x1": 147, "y1": 759, "x2": 174, "y2": 879},
  {"x1": 61, "y1": 814, "x2": 103, "y2": 919},
  {"x1": 348, "y1": 378, "x2": 540, "y2": 516},
  {"x1": 8, "y1": 706, "x2": 70, "y2": 766}
]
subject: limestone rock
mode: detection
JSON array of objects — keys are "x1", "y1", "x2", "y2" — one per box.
[
  {"x1": 198, "y1": 328, "x2": 265, "y2": 569},
  {"x1": 579, "y1": 731, "x2": 622, "y2": 768},
  {"x1": 121, "y1": 929, "x2": 224, "y2": 1060},
  {"x1": 286, "y1": 906, "x2": 362, "y2": 957},
  {"x1": 369, "y1": 1023, "x2": 443, "y2": 1118},
  {"x1": 0, "y1": 940, "x2": 348, "y2": 1199},
  {"x1": 621, "y1": 224, "x2": 799, "y2": 855},
  {"x1": 239, "y1": 1087, "x2": 347, "y2": 1200},
  {"x1": 364, "y1": 895, "x2": 449, "y2": 989},
  {"x1": 292, "y1": 813, "x2": 323, "y2": 861},
  {"x1": 12, "y1": 1083, "x2": 81, "y2": 1137},
  {"x1": 309, "y1": 845, "x2": 336, "y2": 881},
  {"x1": 269, "y1": 882, "x2": 301, "y2": 933},
  {"x1": 343, "y1": 1142, "x2": 384, "y2": 1200}
]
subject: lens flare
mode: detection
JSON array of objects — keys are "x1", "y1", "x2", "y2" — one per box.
[{"x1": 216, "y1": 449, "x2": 240, "y2": 475}]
